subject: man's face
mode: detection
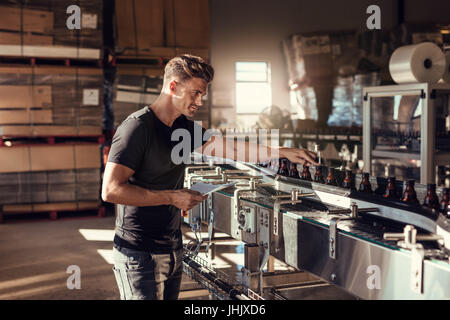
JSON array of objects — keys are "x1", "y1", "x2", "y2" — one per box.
[{"x1": 170, "y1": 77, "x2": 208, "y2": 117}]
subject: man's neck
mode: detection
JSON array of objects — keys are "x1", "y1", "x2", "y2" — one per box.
[{"x1": 149, "y1": 97, "x2": 181, "y2": 127}]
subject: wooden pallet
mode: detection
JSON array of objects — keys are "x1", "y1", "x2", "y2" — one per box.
[
  {"x1": 0, "y1": 143, "x2": 100, "y2": 173},
  {"x1": 0, "y1": 44, "x2": 101, "y2": 60},
  {"x1": 0, "y1": 55, "x2": 102, "y2": 68},
  {"x1": 114, "y1": 47, "x2": 210, "y2": 63},
  {"x1": 0, "y1": 127, "x2": 103, "y2": 143},
  {"x1": 0, "y1": 201, "x2": 104, "y2": 223}
]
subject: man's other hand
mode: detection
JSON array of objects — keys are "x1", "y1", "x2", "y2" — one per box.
[
  {"x1": 170, "y1": 189, "x2": 208, "y2": 211},
  {"x1": 280, "y1": 147, "x2": 319, "y2": 166}
]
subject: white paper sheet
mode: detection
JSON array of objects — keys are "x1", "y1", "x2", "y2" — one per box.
[{"x1": 190, "y1": 182, "x2": 235, "y2": 195}]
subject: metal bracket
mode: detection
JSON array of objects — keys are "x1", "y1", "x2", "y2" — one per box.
[
  {"x1": 272, "y1": 189, "x2": 315, "y2": 237},
  {"x1": 420, "y1": 90, "x2": 426, "y2": 99},
  {"x1": 190, "y1": 216, "x2": 202, "y2": 256},
  {"x1": 205, "y1": 194, "x2": 214, "y2": 257},
  {"x1": 258, "y1": 208, "x2": 271, "y2": 295},
  {"x1": 327, "y1": 203, "x2": 379, "y2": 260},
  {"x1": 383, "y1": 225, "x2": 443, "y2": 249},
  {"x1": 247, "y1": 288, "x2": 265, "y2": 300},
  {"x1": 329, "y1": 218, "x2": 338, "y2": 259},
  {"x1": 273, "y1": 202, "x2": 280, "y2": 237},
  {"x1": 430, "y1": 89, "x2": 436, "y2": 99},
  {"x1": 383, "y1": 225, "x2": 444, "y2": 295},
  {"x1": 411, "y1": 244, "x2": 424, "y2": 294}
]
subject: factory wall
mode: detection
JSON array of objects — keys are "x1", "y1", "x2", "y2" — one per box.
[{"x1": 209, "y1": 0, "x2": 448, "y2": 128}]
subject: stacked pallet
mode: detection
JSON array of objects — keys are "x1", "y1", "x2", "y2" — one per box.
[
  {"x1": 0, "y1": 143, "x2": 101, "y2": 219},
  {"x1": 113, "y1": 65, "x2": 163, "y2": 127},
  {"x1": 0, "y1": 0, "x2": 102, "y2": 59},
  {"x1": 0, "y1": 144, "x2": 100, "y2": 205},
  {"x1": 115, "y1": 0, "x2": 209, "y2": 59},
  {"x1": 112, "y1": 0, "x2": 211, "y2": 128},
  {"x1": 0, "y1": 65, "x2": 102, "y2": 137},
  {"x1": 0, "y1": 1, "x2": 104, "y2": 222}
]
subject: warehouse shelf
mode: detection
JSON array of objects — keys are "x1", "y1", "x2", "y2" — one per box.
[
  {"x1": 0, "y1": 53, "x2": 102, "y2": 68},
  {"x1": 0, "y1": 134, "x2": 105, "y2": 147},
  {"x1": 0, "y1": 202, "x2": 105, "y2": 224},
  {"x1": 114, "y1": 47, "x2": 209, "y2": 65}
]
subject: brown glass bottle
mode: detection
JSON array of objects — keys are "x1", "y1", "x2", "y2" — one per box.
[
  {"x1": 342, "y1": 170, "x2": 353, "y2": 189},
  {"x1": 402, "y1": 180, "x2": 420, "y2": 204},
  {"x1": 301, "y1": 165, "x2": 312, "y2": 181},
  {"x1": 289, "y1": 163, "x2": 300, "y2": 179},
  {"x1": 359, "y1": 172, "x2": 372, "y2": 193},
  {"x1": 384, "y1": 177, "x2": 398, "y2": 199},
  {"x1": 314, "y1": 166, "x2": 325, "y2": 183},
  {"x1": 269, "y1": 159, "x2": 276, "y2": 171},
  {"x1": 325, "y1": 168, "x2": 337, "y2": 186},
  {"x1": 423, "y1": 184, "x2": 440, "y2": 210},
  {"x1": 278, "y1": 159, "x2": 289, "y2": 176},
  {"x1": 440, "y1": 188, "x2": 449, "y2": 217}
]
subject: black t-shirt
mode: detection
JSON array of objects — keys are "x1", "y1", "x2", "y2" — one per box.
[{"x1": 107, "y1": 106, "x2": 207, "y2": 253}]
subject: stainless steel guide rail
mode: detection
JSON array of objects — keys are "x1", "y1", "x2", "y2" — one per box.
[
  {"x1": 182, "y1": 247, "x2": 251, "y2": 300},
  {"x1": 183, "y1": 157, "x2": 450, "y2": 300}
]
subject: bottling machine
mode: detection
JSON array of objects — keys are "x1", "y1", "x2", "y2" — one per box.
[{"x1": 182, "y1": 156, "x2": 450, "y2": 300}]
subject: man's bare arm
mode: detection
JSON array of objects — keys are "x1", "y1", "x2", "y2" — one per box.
[
  {"x1": 199, "y1": 136, "x2": 318, "y2": 166},
  {"x1": 102, "y1": 162, "x2": 205, "y2": 210}
]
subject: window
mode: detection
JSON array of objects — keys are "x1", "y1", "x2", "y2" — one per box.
[{"x1": 235, "y1": 62, "x2": 272, "y2": 114}]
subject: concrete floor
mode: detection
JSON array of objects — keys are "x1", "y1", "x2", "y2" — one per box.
[
  {"x1": 0, "y1": 215, "x2": 119, "y2": 299},
  {"x1": 0, "y1": 214, "x2": 355, "y2": 300}
]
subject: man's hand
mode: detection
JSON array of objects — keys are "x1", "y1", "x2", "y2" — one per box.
[
  {"x1": 170, "y1": 189, "x2": 208, "y2": 211},
  {"x1": 279, "y1": 147, "x2": 319, "y2": 166}
]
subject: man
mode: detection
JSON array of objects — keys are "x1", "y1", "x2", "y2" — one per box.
[{"x1": 102, "y1": 55, "x2": 318, "y2": 300}]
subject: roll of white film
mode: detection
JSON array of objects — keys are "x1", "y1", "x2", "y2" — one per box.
[{"x1": 389, "y1": 42, "x2": 445, "y2": 84}]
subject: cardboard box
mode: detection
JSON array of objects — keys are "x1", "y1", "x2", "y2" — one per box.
[
  {"x1": 135, "y1": 0, "x2": 165, "y2": 51},
  {"x1": 0, "y1": 6, "x2": 54, "y2": 34},
  {"x1": 0, "y1": 31, "x2": 53, "y2": 46},
  {"x1": 117, "y1": 65, "x2": 164, "y2": 77},
  {"x1": 115, "y1": 0, "x2": 165, "y2": 55},
  {"x1": 114, "y1": 0, "x2": 136, "y2": 52},
  {"x1": 0, "y1": 125, "x2": 102, "y2": 137},
  {"x1": 0, "y1": 66, "x2": 102, "y2": 129},
  {"x1": 0, "y1": 144, "x2": 100, "y2": 173},
  {"x1": 0, "y1": 110, "x2": 53, "y2": 125},
  {"x1": 165, "y1": 0, "x2": 210, "y2": 49},
  {"x1": 0, "y1": 86, "x2": 52, "y2": 108},
  {"x1": 175, "y1": 47, "x2": 210, "y2": 60},
  {"x1": 3, "y1": 201, "x2": 99, "y2": 213},
  {"x1": 115, "y1": 0, "x2": 210, "y2": 56}
]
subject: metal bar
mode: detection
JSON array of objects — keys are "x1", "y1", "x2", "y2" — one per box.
[
  {"x1": 329, "y1": 218, "x2": 338, "y2": 259},
  {"x1": 383, "y1": 233, "x2": 443, "y2": 241},
  {"x1": 362, "y1": 87, "x2": 371, "y2": 173},
  {"x1": 227, "y1": 175, "x2": 263, "y2": 180},
  {"x1": 421, "y1": 86, "x2": 435, "y2": 184}
]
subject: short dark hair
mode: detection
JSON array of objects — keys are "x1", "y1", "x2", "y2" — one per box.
[{"x1": 164, "y1": 54, "x2": 214, "y2": 84}]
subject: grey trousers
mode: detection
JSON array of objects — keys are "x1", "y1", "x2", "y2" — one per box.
[{"x1": 112, "y1": 246, "x2": 183, "y2": 300}]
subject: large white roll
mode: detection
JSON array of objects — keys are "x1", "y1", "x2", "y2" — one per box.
[
  {"x1": 442, "y1": 51, "x2": 450, "y2": 83},
  {"x1": 389, "y1": 42, "x2": 446, "y2": 84}
]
